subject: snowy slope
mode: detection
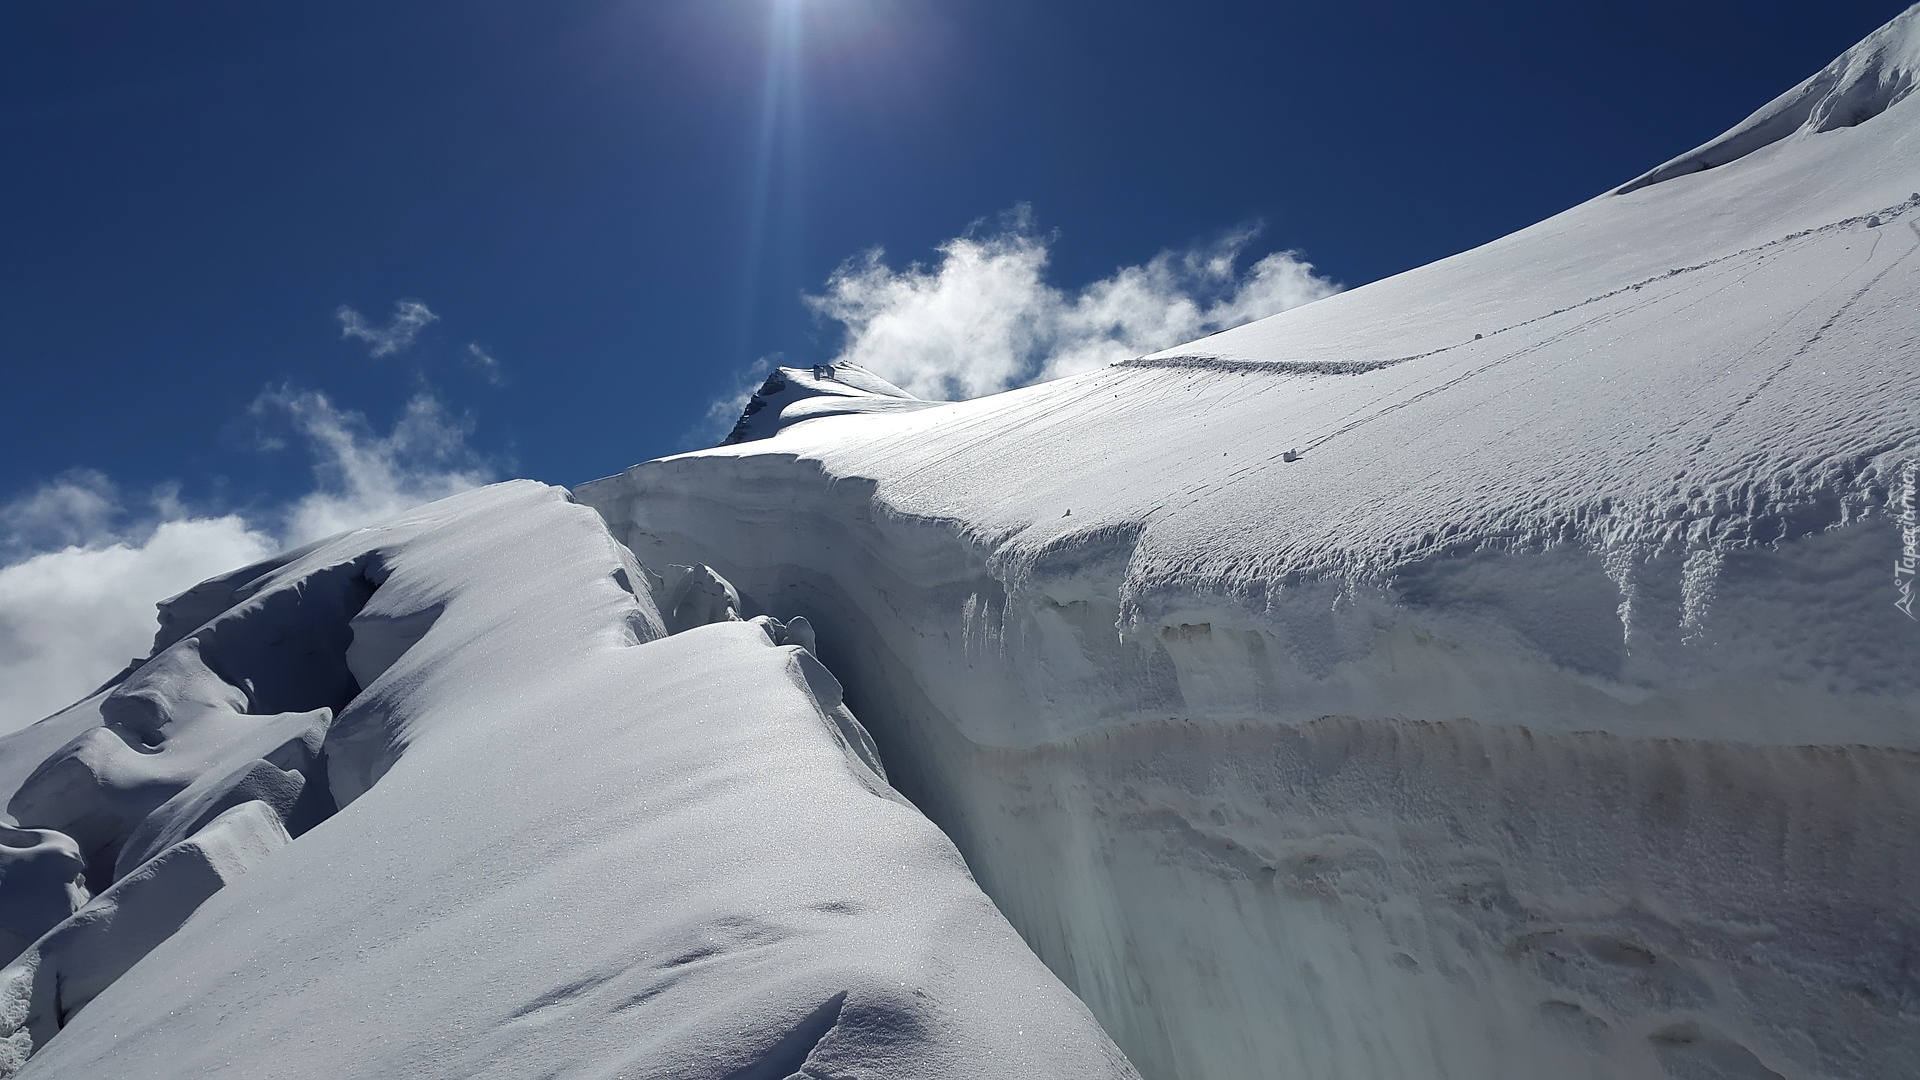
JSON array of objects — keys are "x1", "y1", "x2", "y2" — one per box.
[
  {"x1": 579, "y1": 11, "x2": 1920, "y2": 1080},
  {"x1": 0, "y1": 482, "x2": 1136, "y2": 1079}
]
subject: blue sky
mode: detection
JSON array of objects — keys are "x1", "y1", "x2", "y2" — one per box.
[
  {"x1": 4, "y1": 0, "x2": 1907, "y2": 493},
  {"x1": 0, "y1": 1, "x2": 1910, "y2": 724}
]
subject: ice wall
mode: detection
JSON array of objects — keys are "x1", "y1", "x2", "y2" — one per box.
[{"x1": 579, "y1": 455, "x2": 1920, "y2": 1080}]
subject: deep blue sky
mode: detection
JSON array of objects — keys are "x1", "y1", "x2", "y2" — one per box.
[{"x1": 3, "y1": 0, "x2": 1909, "y2": 516}]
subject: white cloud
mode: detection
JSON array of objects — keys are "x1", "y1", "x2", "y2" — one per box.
[
  {"x1": 255, "y1": 389, "x2": 494, "y2": 546},
  {"x1": 0, "y1": 470, "x2": 120, "y2": 558},
  {"x1": 809, "y1": 223, "x2": 1052, "y2": 401},
  {"x1": 0, "y1": 484, "x2": 277, "y2": 734},
  {"x1": 0, "y1": 392, "x2": 493, "y2": 735},
  {"x1": 337, "y1": 299, "x2": 439, "y2": 357},
  {"x1": 465, "y1": 343, "x2": 503, "y2": 383},
  {"x1": 806, "y1": 210, "x2": 1339, "y2": 401}
]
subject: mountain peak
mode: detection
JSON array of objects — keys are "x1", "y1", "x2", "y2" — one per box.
[{"x1": 725, "y1": 362, "x2": 934, "y2": 445}]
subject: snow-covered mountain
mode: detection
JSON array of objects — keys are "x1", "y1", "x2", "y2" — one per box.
[
  {"x1": 581, "y1": 10, "x2": 1920, "y2": 1080},
  {"x1": 5, "y1": 8, "x2": 1919, "y2": 1080}
]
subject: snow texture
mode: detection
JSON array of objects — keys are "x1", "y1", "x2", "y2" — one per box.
[
  {"x1": 0, "y1": 800, "x2": 290, "y2": 1073},
  {"x1": 0, "y1": 482, "x2": 1135, "y2": 1079},
  {"x1": 578, "y1": 11, "x2": 1920, "y2": 1080},
  {"x1": 0, "y1": 828, "x2": 87, "y2": 966}
]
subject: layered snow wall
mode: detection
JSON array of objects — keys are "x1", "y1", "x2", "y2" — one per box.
[
  {"x1": 0, "y1": 482, "x2": 1136, "y2": 1079},
  {"x1": 578, "y1": 11, "x2": 1920, "y2": 1080}
]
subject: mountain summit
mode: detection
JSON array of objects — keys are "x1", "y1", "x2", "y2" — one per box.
[{"x1": 726, "y1": 361, "x2": 932, "y2": 445}]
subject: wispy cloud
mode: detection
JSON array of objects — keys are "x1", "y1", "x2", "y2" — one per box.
[
  {"x1": 464, "y1": 343, "x2": 503, "y2": 383},
  {"x1": 807, "y1": 208, "x2": 1339, "y2": 401},
  {"x1": 0, "y1": 391, "x2": 494, "y2": 734},
  {"x1": 337, "y1": 298, "x2": 439, "y2": 357},
  {"x1": 253, "y1": 389, "x2": 494, "y2": 546},
  {"x1": 0, "y1": 469, "x2": 122, "y2": 559}
]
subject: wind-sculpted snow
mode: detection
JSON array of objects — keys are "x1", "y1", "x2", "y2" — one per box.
[
  {"x1": 727, "y1": 361, "x2": 937, "y2": 445},
  {"x1": 0, "y1": 828, "x2": 87, "y2": 965},
  {"x1": 5, "y1": 555, "x2": 367, "y2": 895},
  {"x1": 579, "y1": 12, "x2": 1920, "y2": 1080},
  {"x1": 0, "y1": 482, "x2": 1136, "y2": 1079},
  {"x1": 5, "y1": 12, "x2": 1916, "y2": 1080},
  {"x1": 0, "y1": 800, "x2": 290, "y2": 1072}
]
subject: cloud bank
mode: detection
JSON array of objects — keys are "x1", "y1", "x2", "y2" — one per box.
[
  {"x1": 337, "y1": 299, "x2": 439, "y2": 357},
  {"x1": 807, "y1": 211, "x2": 1339, "y2": 401},
  {"x1": 0, "y1": 500, "x2": 277, "y2": 740},
  {"x1": 0, "y1": 392, "x2": 492, "y2": 735}
]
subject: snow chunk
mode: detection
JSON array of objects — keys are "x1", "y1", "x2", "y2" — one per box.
[
  {"x1": 0, "y1": 800, "x2": 288, "y2": 1074},
  {"x1": 662, "y1": 563, "x2": 743, "y2": 633},
  {"x1": 0, "y1": 827, "x2": 87, "y2": 966}
]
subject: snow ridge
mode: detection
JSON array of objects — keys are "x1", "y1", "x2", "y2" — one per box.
[
  {"x1": 1619, "y1": 4, "x2": 1920, "y2": 193},
  {"x1": 0, "y1": 483, "x2": 1137, "y2": 1080}
]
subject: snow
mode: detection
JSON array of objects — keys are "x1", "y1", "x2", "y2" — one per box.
[
  {"x1": 0, "y1": 482, "x2": 1134, "y2": 1079},
  {"x1": 1, "y1": 800, "x2": 290, "y2": 1073},
  {"x1": 727, "y1": 361, "x2": 937, "y2": 445},
  {"x1": 1618, "y1": 4, "x2": 1920, "y2": 194},
  {"x1": 575, "y1": 10, "x2": 1920, "y2": 1080},
  {"x1": 1, "y1": 10, "x2": 1916, "y2": 1080},
  {"x1": 0, "y1": 827, "x2": 87, "y2": 965}
]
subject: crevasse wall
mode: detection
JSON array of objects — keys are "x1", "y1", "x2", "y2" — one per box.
[{"x1": 578, "y1": 455, "x2": 1920, "y2": 1080}]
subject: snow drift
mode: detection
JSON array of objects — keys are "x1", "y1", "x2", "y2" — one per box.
[
  {"x1": 579, "y1": 10, "x2": 1920, "y2": 1080},
  {"x1": 0, "y1": 483, "x2": 1135, "y2": 1079}
]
